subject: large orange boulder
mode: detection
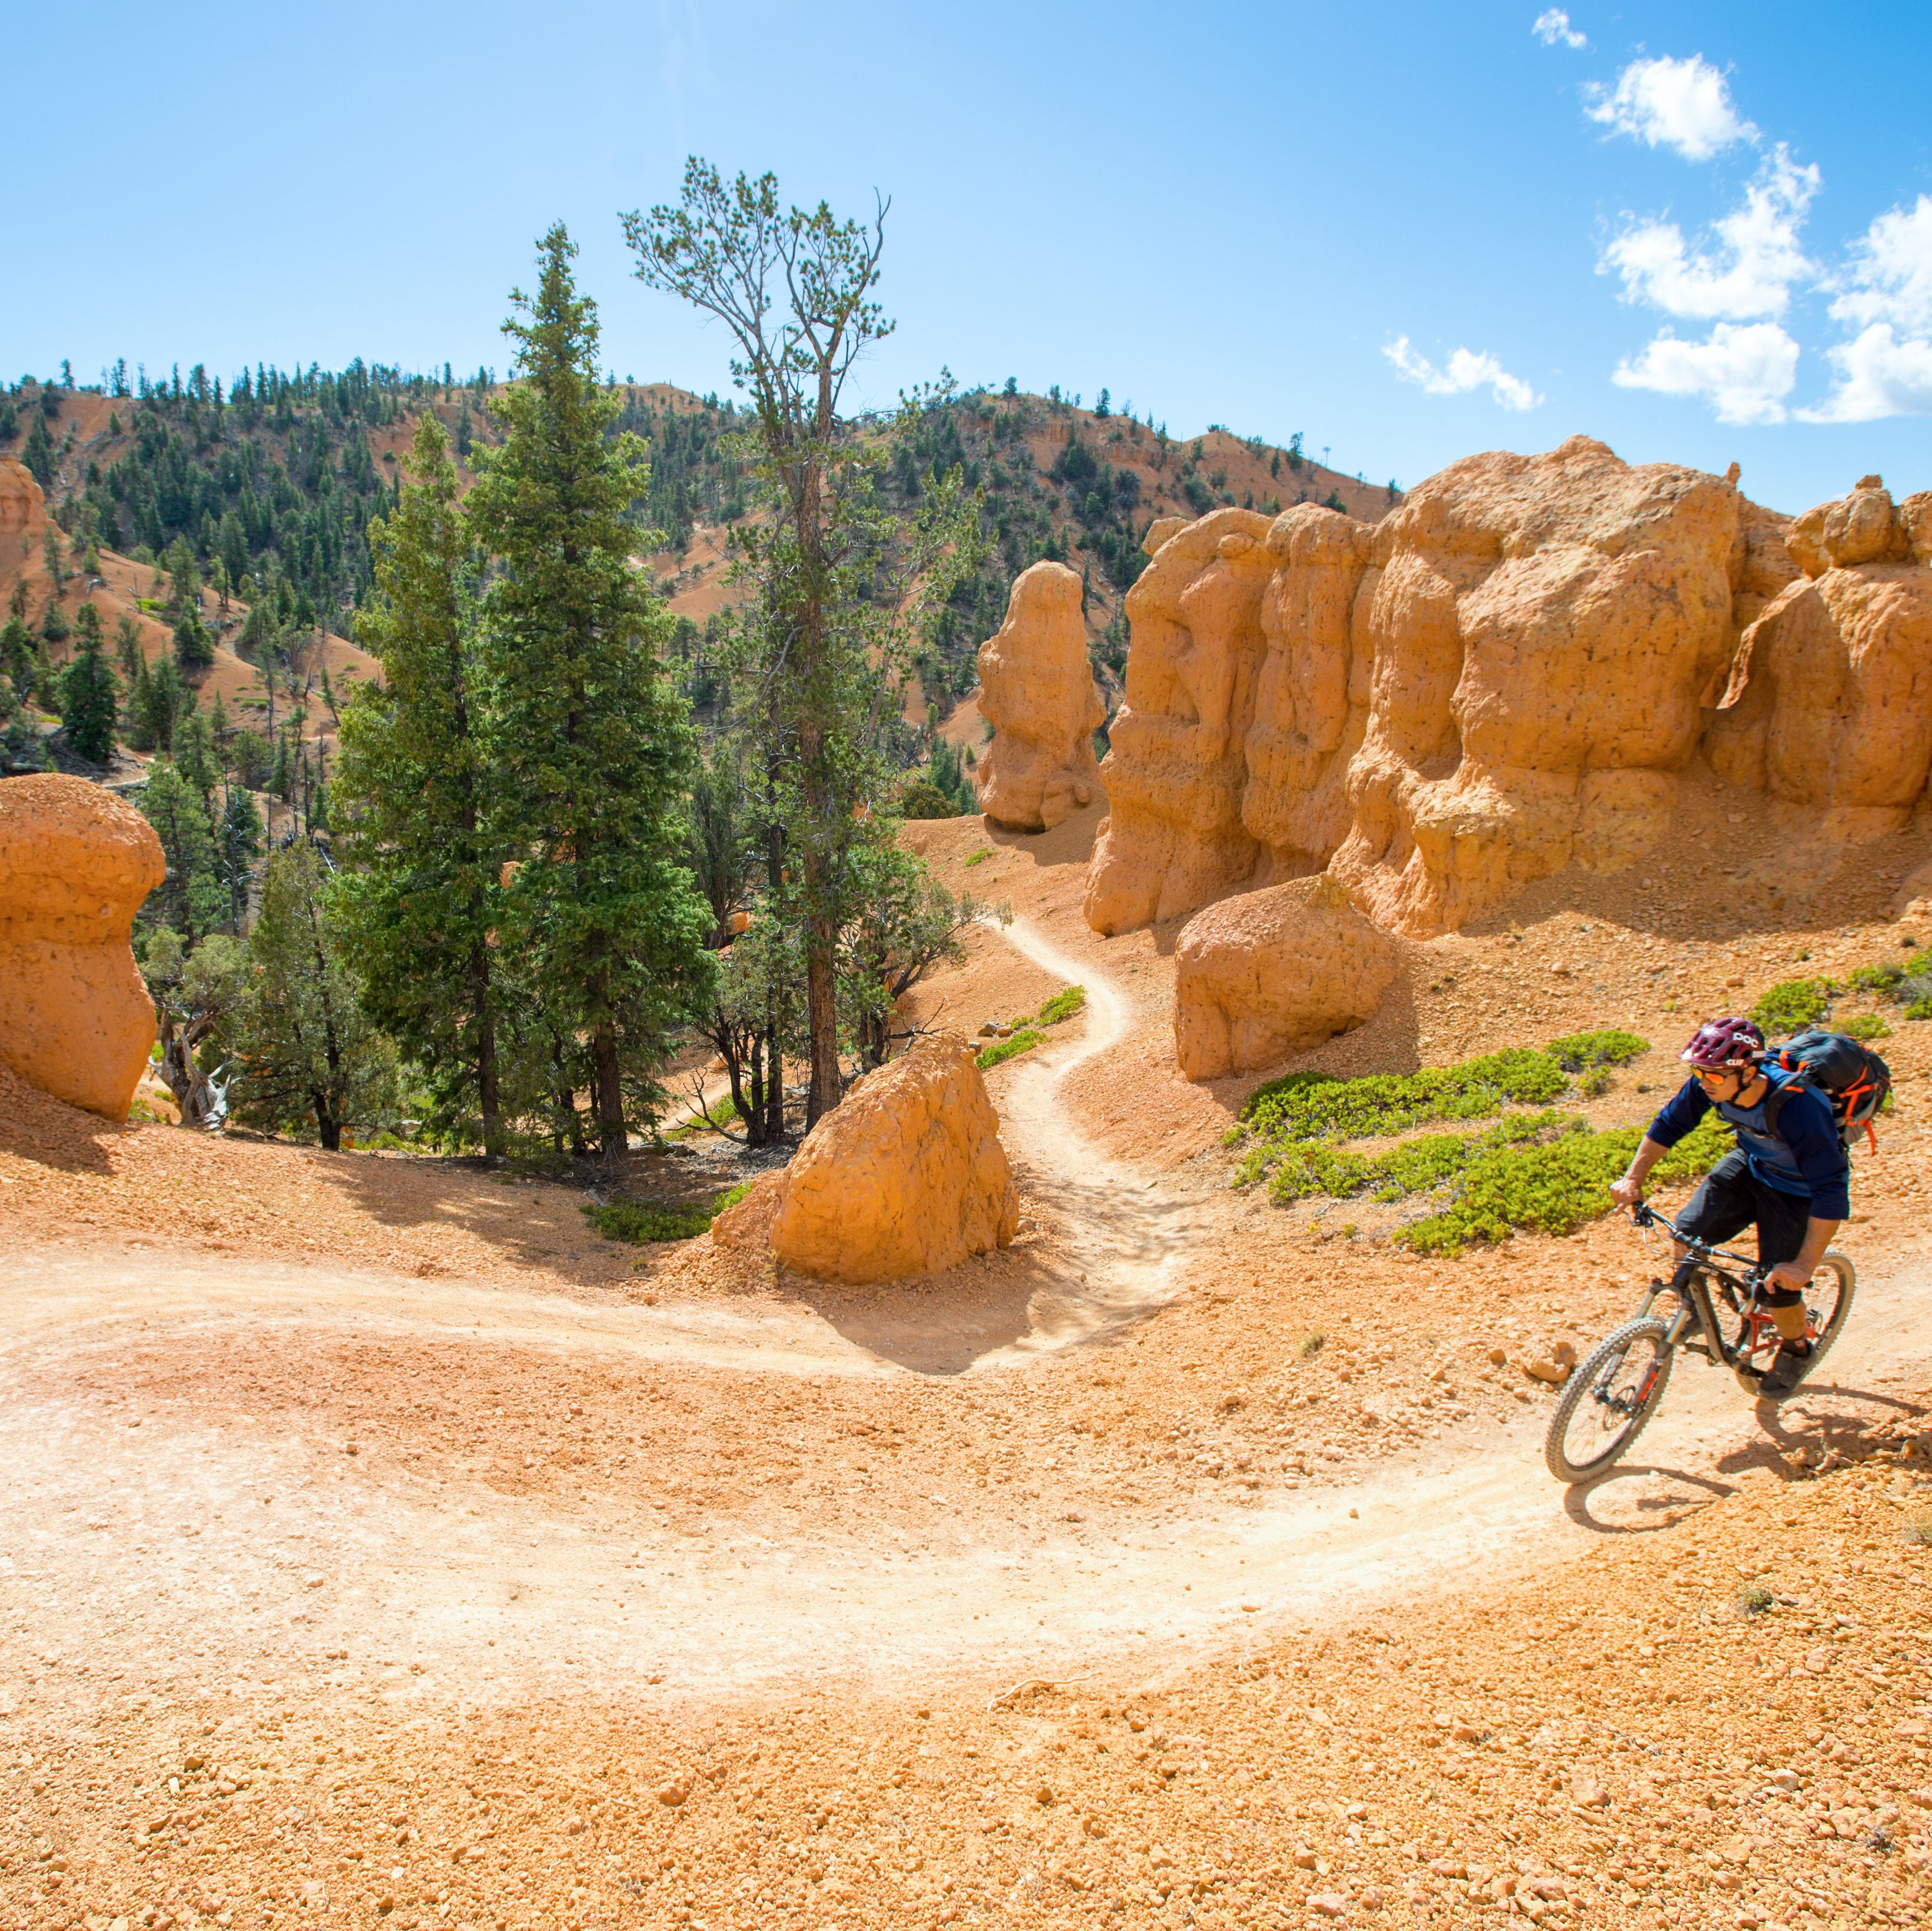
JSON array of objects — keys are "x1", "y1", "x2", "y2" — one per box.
[
  {"x1": 1173, "y1": 874, "x2": 1400, "y2": 1081},
  {"x1": 1705, "y1": 477, "x2": 1932, "y2": 834},
  {"x1": 0, "y1": 774, "x2": 165, "y2": 1121},
  {"x1": 768, "y1": 1033, "x2": 1019, "y2": 1283},
  {"x1": 976, "y1": 561, "x2": 1106, "y2": 832}
]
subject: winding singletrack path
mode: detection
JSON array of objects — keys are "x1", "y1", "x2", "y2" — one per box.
[{"x1": 3, "y1": 919, "x2": 1928, "y2": 1716}]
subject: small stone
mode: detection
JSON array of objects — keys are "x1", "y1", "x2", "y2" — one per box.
[
  {"x1": 1309, "y1": 1892, "x2": 1350, "y2": 1917},
  {"x1": 1805, "y1": 1648, "x2": 1831, "y2": 1674},
  {"x1": 1487, "y1": 1346, "x2": 1508, "y2": 1366},
  {"x1": 1294, "y1": 1847, "x2": 1319, "y2": 1870},
  {"x1": 657, "y1": 1776, "x2": 691, "y2": 1807}
]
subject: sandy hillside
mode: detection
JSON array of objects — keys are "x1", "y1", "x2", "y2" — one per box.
[{"x1": 5, "y1": 777, "x2": 1932, "y2": 1929}]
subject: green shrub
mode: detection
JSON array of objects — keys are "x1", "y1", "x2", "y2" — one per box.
[
  {"x1": 964, "y1": 848, "x2": 991, "y2": 867},
  {"x1": 1581, "y1": 1067, "x2": 1615, "y2": 1097},
  {"x1": 1750, "y1": 977, "x2": 1842, "y2": 1037},
  {"x1": 1242, "y1": 1047, "x2": 1569, "y2": 1142},
  {"x1": 1396, "y1": 1113, "x2": 1729, "y2": 1256},
  {"x1": 1841, "y1": 1013, "x2": 1892, "y2": 1041},
  {"x1": 1264, "y1": 1110, "x2": 1573, "y2": 1207},
  {"x1": 975, "y1": 986, "x2": 1086, "y2": 1069},
  {"x1": 1545, "y1": 1029, "x2": 1649, "y2": 1073},
  {"x1": 1906, "y1": 997, "x2": 1932, "y2": 1023},
  {"x1": 1735, "y1": 1582, "x2": 1775, "y2": 1615},
  {"x1": 977, "y1": 1025, "x2": 1044, "y2": 1070},
  {"x1": 1849, "y1": 961, "x2": 1907, "y2": 993},
  {"x1": 583, "y1": 1184, "x2": 751, "y2": 1245}
]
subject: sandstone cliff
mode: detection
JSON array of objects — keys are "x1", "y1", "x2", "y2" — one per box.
[
  {"x1": 975, "y1": 561, "x2": 1105, "y2": 832},
  {"x1": 1080, "y1": 439, "x2": 1930, "y2": 950},
  {"x1": 1707, "y1": 476, "x2": 1932, "y2": 839},
  {"x1": 0, "y1": 773, "x2": 165, "y2": 1121}
]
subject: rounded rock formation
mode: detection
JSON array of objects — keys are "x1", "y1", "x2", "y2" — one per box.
[
  {"x1": 0, "y1": 773, "x2": 167, "y2": 1121},
  {"x1": 767, "y1": 1033, "x2": 1020, "y2": 1283},
  {"x1": 975, "y1": 561, "x2": 1106, "y2": 833},
  {"x1": 1172, "y1": 874, "x2": 1400, "y2": 1082},
  {"x1": 1084, "y1": 437, "x2": 1802, "y2": 943},
  {"x1": 1706, "y1": 476, "x2": 1932, "y2": 835}
]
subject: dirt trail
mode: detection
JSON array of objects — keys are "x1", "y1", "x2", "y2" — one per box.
[{"x1": 6, "y1": 923, "x2": 1931, "y2": 1731}]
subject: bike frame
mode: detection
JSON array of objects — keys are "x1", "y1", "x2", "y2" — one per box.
[{"x1": 1624, "y1": 1200, "x2": 1803, "y2": 1372}]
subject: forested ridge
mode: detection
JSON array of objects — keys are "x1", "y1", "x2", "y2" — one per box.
[{"x1": 0, "y1": 174, "x2": 1395, "y2": 1166}]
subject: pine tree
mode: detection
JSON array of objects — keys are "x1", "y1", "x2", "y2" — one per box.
[
  {"x1": 129, "y1": 653, "x2": 185, "y2": 752},
  {"x1": 230, "y1": 841, "x2": 396, "y2": 1151},
  {"x1": 467, "y1": 225, "x2": 714, "y2": 1160},
  {"x1": 171, "y1": 704, "x2": 219, "y2": 802},
  {"x1": 1, "y1": 613, "x2": 33, "y2": 698},
  {"x1": 22, "y1": 413, "x2": 55, "y2": 488},
  {"x1": 59, "y1": 603, "x2": 118, "y2": 763},
  {"x1": 173, "y1": 597, "x2": 214, "y2": 671},
  {"x1": 138, "y1": 758, "x2": 226, "y2": 943},
  {"x1": 215, "y1": 785, "x2": 264, "y2": 931},
  {"x1": 336, "y1": 414, "x2": 510, "y2": 1154},
  {"x1": 114, "y1": 613, "x2": 143, "y2": 682}
]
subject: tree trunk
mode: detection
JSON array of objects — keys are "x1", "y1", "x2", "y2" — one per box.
[
  {"x1": 470, "y1": 940, "x2": 502, "y2": 1157},
  {"x1": 592, "y1": 1023, "x2": 626, "y2": 1162},
  {"x1": 805, "y1": 910, "x2": 840, "y2": 1126},
  {"x1": 315, "y1": 1094, "x2": 342, "y2": 1152}
]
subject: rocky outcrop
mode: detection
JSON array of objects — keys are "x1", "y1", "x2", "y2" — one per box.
[
  {"x1": 1085, "y1": 437, "x2": 1793, "y2": 941},
  {"x1": 766, "y1": 1034, "x2": 1019, "y2": 1283},
  {"x1": 0, "y1": 774, "x2": 166, "y2": 1122},
  {"x1": 975, "y1": 561, "x2": 1105, "y2": 832},
  {"x1": 1333, "y1": 437, "x2": 1742, "y2": 934},
  {"x1": 1083, "y1": 509, "x2": 1275, "y2": 933},
  {"x1": 1173, "y1": 874, "x2": 1400, "y2": 1081},
  {"x1": 1707, "y1": 476, "x2": 1932, "y2": 834},
  {"x1": 0, "y1": 457, "x2": 48, "y2": 580}
]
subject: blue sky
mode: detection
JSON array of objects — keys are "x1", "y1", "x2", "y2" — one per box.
[{"x1": 5, "y1": 1, "x2": 1928, "y2": 513}]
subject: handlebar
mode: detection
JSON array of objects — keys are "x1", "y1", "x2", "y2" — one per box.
[{"x1": 1626, "y1": 1199, "x2": 1767, "y2": 1282}]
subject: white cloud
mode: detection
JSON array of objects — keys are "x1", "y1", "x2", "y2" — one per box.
[
  {"x1": 1797, "y1": 195, "x2": 1932, "y2": 421},
  {"x1": 1612, "y1": 321, "x2": 1800, "y2": 424},
  {"x1": 1600, "y1": 145, "x2": 1818, "y2": 321},
  {"x1": 1384, "y1": 337, "x2": 1542, "y2": 411},
  {"x1": 1585, "y1": 54, "x2": 1756, "y2": 161},
  {"x1": 1533, "y1": 9, "x2": 1588, "y2": 50},
  {"x1": 1799, "y1": 326, "x2": 1932, "y2": 422}
]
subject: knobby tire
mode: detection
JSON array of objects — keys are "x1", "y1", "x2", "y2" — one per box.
[{"x1": 1545, "y1": 1317, "x2": 1675, "y2": 1485}]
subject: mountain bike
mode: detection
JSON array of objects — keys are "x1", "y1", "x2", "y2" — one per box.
[{"x1": 1543, "y1": 1202, "x2": 1855, "y2": 1485}]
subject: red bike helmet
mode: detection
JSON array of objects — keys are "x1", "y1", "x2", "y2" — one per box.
[{"x1": 1679, "y1": 1016, "x2": 1765, "y2": 1070}]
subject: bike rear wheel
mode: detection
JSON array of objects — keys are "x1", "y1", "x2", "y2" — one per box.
[
  {"x1": 1749, "y1": 1250, "x2": 1857, "y2": 1399},
  {"x1": 1545, "y1": 1318, "x2": 1675, "y2": 1485}
]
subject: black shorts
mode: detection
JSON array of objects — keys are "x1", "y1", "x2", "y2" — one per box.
[{"x1": 1676, "y1": 1149, "x2": 1814, "y2": 1266}]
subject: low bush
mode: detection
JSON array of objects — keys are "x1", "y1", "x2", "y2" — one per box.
[
  {"x1": 1850, "y1": 961, "x2": 1907, "y2": 993},
  {"x1": 977, "y1": 1026, "x2": 1044, "y2": 1070},
  {"x1": 1036, "y1": 985, "x2": 1087, "y2": 1026},
  {"x1": 583, "y1": 1182, "x2": 752, "y2": 1245},
  {"x1": 1241, "y1": 1047, "x2": 1570, "y2": 1141},
  {"x1": 1396, "y1": 1112, "x2": 1729, "y2": 1256},
  {"x1": 1265, "y1": 1109, "x2": 1573, "y2": 1206},
  {"x1": 1544, "y1": 1029, "x2": 1649, "y2": 1073},
  {"x1": 975, "y1": 986, "x2": 1087, "y2": 1069},
  {"x1": 1750, "y1": 977, "x2": 1841, "y2": 1037},
  {"x1": 1841, "y1": 1013, "x2": 1892, "y2": 1041}
]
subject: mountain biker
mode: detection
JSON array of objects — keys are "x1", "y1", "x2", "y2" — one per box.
[{"x1": 1608, "y1": 1016, "x2": 1849, "y2": 1396}]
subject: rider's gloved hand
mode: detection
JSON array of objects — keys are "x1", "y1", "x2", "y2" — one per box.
[{"x1": 1608, "y1": 1172, "x2": 1644, "y2": 1210}]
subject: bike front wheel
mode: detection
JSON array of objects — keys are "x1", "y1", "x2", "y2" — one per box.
[{"x1": 1545, "y1": 1318, "x2": 1676, "y2": 1485}]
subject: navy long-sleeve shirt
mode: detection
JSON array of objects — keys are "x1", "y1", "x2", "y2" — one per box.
[{"x1": 1648, "y1": 1071, "x2": 1851, "y2": 1220}]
